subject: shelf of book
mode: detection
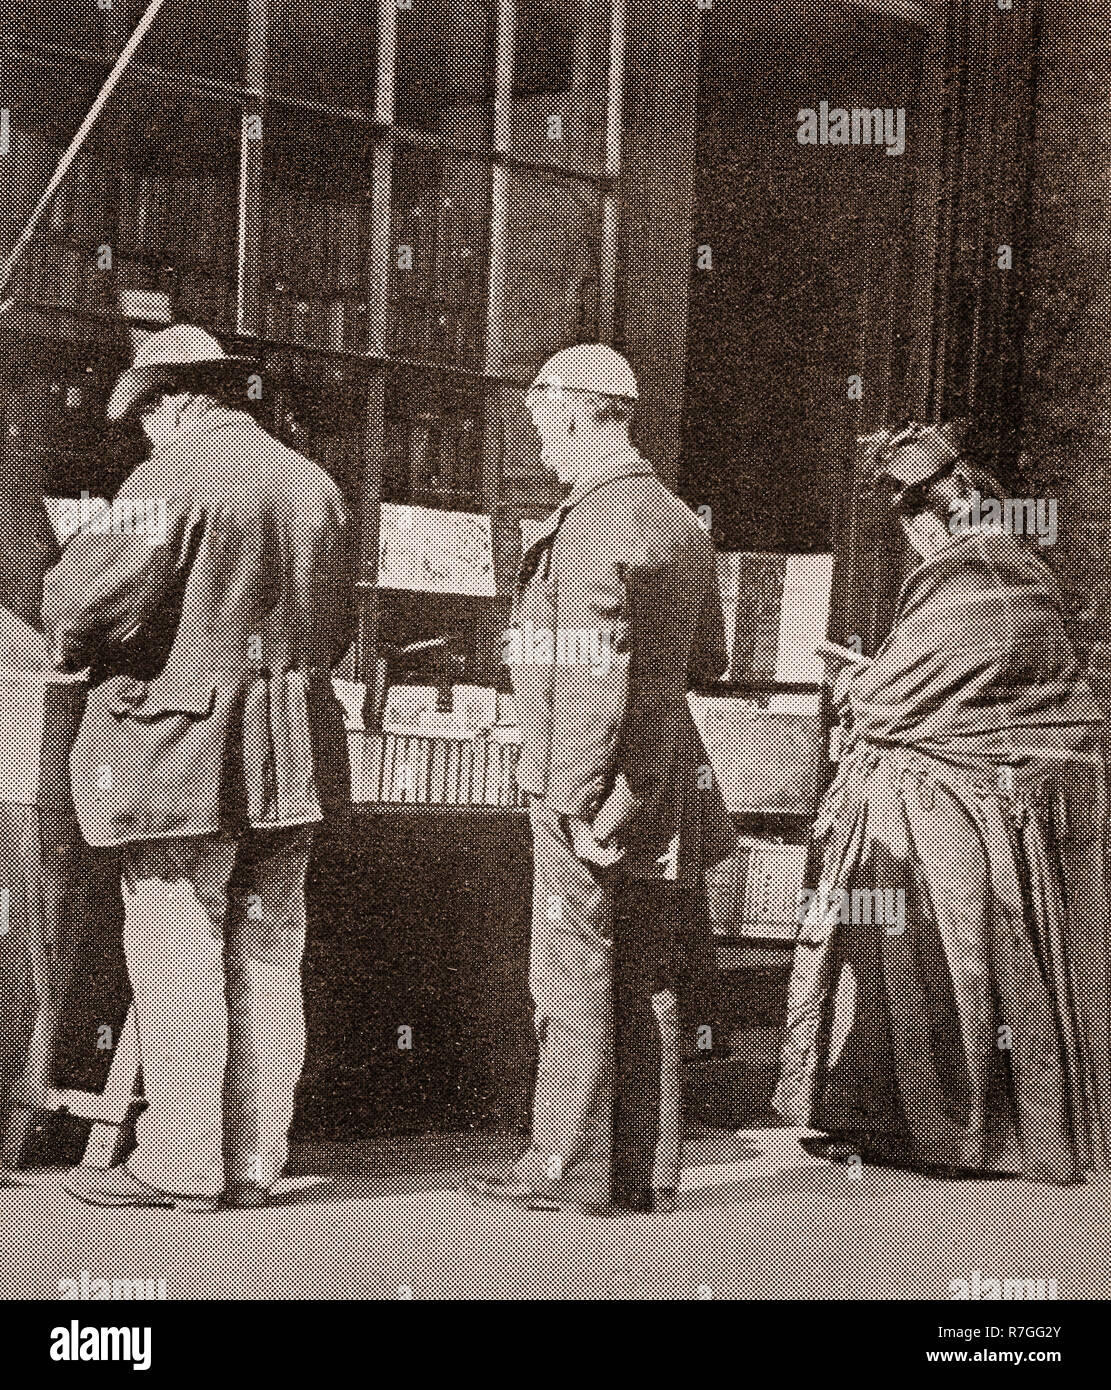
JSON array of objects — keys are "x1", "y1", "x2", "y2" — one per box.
[{"x1": 1, "y1": 0, "x2": 647, "y2": 702}]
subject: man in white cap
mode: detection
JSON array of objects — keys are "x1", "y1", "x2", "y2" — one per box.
[
  {"x1": 469, "y1": 344, "x2": 732, "y2": 1212},
  {"x1": 42, "y1": 324, "x2": 354, "y2": 1209}
]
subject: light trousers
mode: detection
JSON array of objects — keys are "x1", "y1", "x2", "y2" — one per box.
[{"x1": 119, "y1": 825, "x2": 314, "y2": 1196}]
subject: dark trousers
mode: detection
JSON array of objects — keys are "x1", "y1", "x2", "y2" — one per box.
[{"x1": 516, "y1": 799, "x2": 682, "y2": 1203}]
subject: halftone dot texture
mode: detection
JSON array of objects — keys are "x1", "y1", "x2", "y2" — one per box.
[{"x1": 2, "y1": 0, "x2": 1111, "y2": 1304}]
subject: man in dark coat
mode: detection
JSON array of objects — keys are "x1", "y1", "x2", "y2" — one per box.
[
  {"x1": 42, "y1": 324, "x2": 354, "y2": 1208},
  {"x1": 468, "y1": 345, "x2": 733, "y2": 1212}
]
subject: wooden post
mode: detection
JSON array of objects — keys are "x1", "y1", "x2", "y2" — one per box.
[
  {"x1": 235, "y1": 0, "x2": 269, "y2": 338},
  {"x1": 617, "y1": 0, "x2": 700, "y2": 484},
  {"x1": 354, "y1": 0, "x2": 401, "y2": 688},
  {"x1": 598, "y1": 0, "x2": 627, "y2": 346},
  {"x1": 481, "y1": 0, "x2": 518, "y2": 515}
]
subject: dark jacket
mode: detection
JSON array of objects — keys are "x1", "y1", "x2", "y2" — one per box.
[
  {"x1": 42, "y1": 405, "x2": 354, "y2": 848},
  {"x1": 506, "y1": 444, "x2": 733, "y2": 881}
]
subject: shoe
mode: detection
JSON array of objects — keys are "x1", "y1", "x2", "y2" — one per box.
[
  {"x1": 612, "y1": 1186, "x2": 680, "y2": 1213},
  {"x1": 218, "y1": 1181, "x2": 270, "y2": 1210},
  {"x1": 465, "y1": 1171, "x2": 613, "y2": 1215},
  {"x1": 799, "y1": 1137, "x2": 862, "y2": 1164},
  {"x1": 62, "y1": 1165, "x2": 177, "y2": 1209}
]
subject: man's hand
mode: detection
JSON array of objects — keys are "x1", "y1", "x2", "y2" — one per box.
[{"x1": 563, "y1": 815, "x2": 625, "y2": 869}]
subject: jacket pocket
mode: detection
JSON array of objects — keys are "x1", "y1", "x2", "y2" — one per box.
[{"x1": 110, "y1": 677, "x2": 219, "y2": 722}]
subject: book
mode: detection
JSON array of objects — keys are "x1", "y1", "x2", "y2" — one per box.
[
  {"x1": 429, "y1": 739, "x2": 448, "y2": 804},
  {"x1": 445, "y1": 740, "x2": 461, "y2": 804},
  {"x1": 378, "y1": 504, "x2": 496, "y2": 599},
  {"x1": 716, "y1": 552, "x2": 835, "y2": 685}
]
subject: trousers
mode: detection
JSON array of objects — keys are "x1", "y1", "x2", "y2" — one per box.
[
  {"x1": 119, "y1": 825, "x2": 314, "y2": 1196},
  {"x1": 515, "y1": 799, "x2": 683, "y2": 1203}
]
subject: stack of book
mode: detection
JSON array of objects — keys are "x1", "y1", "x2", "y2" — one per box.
[
  {"x1": 260, "y1": 187, "x2": 371, "y2": 352},
  {"x1": 116, "y1": 167, "x2": 239, "y2": 334},
  {"x1": 391, "y1": 178, "x2": 485, "y2": 369},
  {"x1": 705, "y1": 836, "x2": 810, "y2": 941},
  {"x1": 346, "y1": 732, "x2": 526, "y2": 808},
  {"x1": 8, "y1": 131, "x2": 239, "y2": 338},
  {"x1": 11, "y1": 146, "x2": 115, "y2": 329},
  {"x1": 383, "y1": 401, "x2": 484, "y2": 509}
]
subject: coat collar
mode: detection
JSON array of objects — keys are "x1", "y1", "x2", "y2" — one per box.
[
  {"x1": 154, "y1": 405, "x2": 257, "y2": 458},
  {"x1": 518, "y1": 446, "x2": 656, "y2": 579}
]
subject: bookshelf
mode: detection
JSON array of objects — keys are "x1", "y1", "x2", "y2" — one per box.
[{"x1": 2, "y1": 1, "x2": 667, "y2": 728}]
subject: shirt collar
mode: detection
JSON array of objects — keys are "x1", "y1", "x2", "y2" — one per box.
[{"x1": 516, "y1": 445, "x2": 655, "y2": 583}]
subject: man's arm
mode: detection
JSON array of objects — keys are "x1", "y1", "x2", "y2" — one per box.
[
  {"x1": 543, "y1": 531, "x2": 633, "y2": 823},
  {"x1": 687, "y1": 572, "x2": 729, "y2": 685},
  {"x1": 42, "y1": 491, "x2": 196, "y2": 673}
]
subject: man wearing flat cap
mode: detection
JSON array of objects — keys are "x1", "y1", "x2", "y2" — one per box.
[
  {"x1": 468, "y1": 344, "x2": 733, "y2": 1213},
  {"x1": 42, "y1": 324, "x2": 355, "y2": 1209}
]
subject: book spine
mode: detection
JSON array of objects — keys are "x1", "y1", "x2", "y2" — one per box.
[
  {"x1": 381, "y1": 732, "x2": 397, "y2": 803},
  {"x1": 429, "y1": 739, "x2": 447, "y2": 805},
  {"x1": 458, "y1": 738, "x2": 472, "y2": 806},
  {"x1": 484, "y1": 740, "x2": 499, "y2": 807},
  {"x1": 445, "y1": 740, "x2": 461, "y2": 805},
  {"x1": 469, "y1": 737, "x2": 485, "y2": 806}
]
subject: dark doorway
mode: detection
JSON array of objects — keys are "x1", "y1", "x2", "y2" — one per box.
[{"x1": 680, "y1": 1, "x2": 926, "y2": 561}]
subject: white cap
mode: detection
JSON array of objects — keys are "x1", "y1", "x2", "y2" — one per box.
[{"x1": 530, "y1": 344, "x2": 639, "y2": 401}]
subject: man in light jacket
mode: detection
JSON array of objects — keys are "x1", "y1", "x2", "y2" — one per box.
[
  {"x1": 43, "y1": 324, "x2": 354, "y2": 1209},
  {"x1": 468, "y1": 345, "x2": 732, "y2": 1212}
]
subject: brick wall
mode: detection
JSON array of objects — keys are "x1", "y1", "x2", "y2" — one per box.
[{"x1": 1020, "y1": 2, "x2": 1111, "y2": 658}]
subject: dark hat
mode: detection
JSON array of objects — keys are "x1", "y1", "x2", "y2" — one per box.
[{"x1": 867, "y1": 420, "x2": 965, "y2": 491}]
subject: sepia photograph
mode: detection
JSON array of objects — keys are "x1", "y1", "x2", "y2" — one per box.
[{"x1": 0, "y1": 0, "x2": 1106, "y2": 1346}]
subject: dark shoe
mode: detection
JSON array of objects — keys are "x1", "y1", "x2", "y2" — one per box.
[
  {"x1": 799, "y1": 1137, "x2": 862, "y2": 1164},
  {"x1": 63, "y1": 1165, "x2": 177, "y2": 1209},
  {"x1": 613, "y1": 1186, "x2": 679, "y2": 1213},
  {"x1": 218, "y1": 1181, "x2": 271, "y2": 1210}
]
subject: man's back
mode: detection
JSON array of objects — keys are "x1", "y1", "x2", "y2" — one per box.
[{"x1": 43, "y1": 406, "x2": 354, "y2": 846}]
